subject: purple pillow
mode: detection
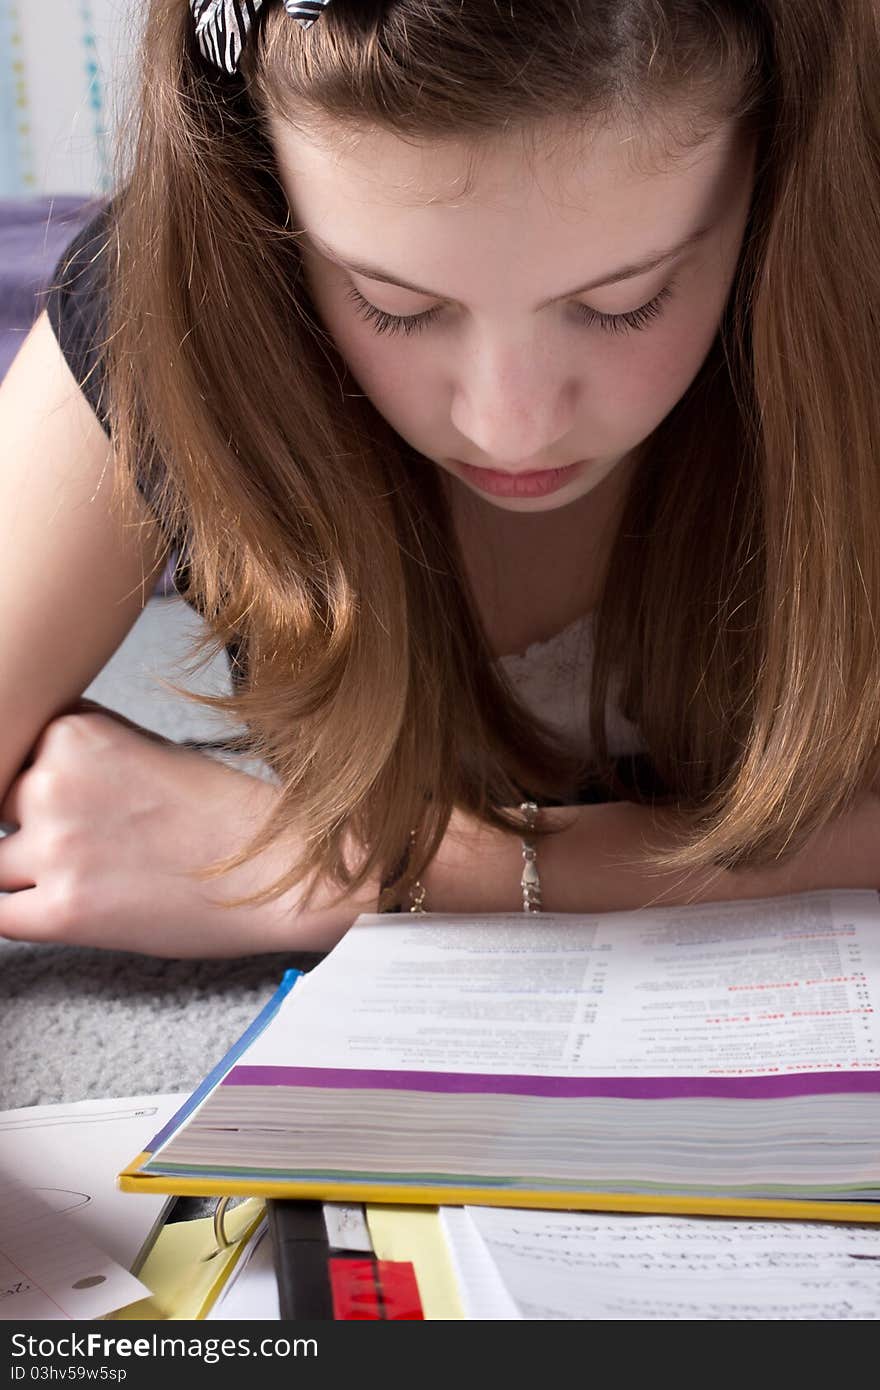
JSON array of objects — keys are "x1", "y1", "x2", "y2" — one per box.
[{"x1": 0, "y1": 195, "x2": 99, "y2": 380}]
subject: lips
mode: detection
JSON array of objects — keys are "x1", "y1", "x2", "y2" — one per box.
[{"x1": 453, "y1": 459, "x2": 584, "y2": 499}]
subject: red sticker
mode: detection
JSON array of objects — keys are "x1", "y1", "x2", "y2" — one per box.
[
  {"x1": 329, "y1": 1258, "x2": 424, "y2": 1320},
  {"x1": 329, "y1": 1258, "x2": 382, "y2": 1320},
  {"x1": 377, "y1": 1260, "x2": 424, "y2": 1320}
]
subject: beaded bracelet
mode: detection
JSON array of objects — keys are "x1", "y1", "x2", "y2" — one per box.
[{"x1": 407, "y1": 800, "x2": 542, "y2": 914}]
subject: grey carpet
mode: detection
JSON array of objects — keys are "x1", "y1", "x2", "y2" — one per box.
[{"x1": 0, "y1": 597, "x2": 323, "y2": 1112}]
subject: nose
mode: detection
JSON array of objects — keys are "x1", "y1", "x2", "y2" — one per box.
[{"x1": 449, "y1": 339, "x2": 580, "y2": 469}]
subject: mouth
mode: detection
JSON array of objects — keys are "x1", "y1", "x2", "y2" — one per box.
[{"x1": 452, "y1": 459, "x2": 586, "y2": 499}]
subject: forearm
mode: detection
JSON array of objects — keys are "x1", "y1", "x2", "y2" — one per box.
[
  {"x1": 205, "y1": 767, "x2": 880, "y2": 946},
  {"x1": 185, "y1": 752, "x2": 384, "y2": 953},
  {"x1": 423, "y1": 794, "x2": 880, "y2": 915}
]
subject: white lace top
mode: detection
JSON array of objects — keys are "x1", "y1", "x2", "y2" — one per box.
[{"x1": 496, "y1": 611, "x2": 645, "y2": 759}]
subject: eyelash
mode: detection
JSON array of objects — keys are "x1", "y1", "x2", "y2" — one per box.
[{"x1": 343, "y1": 279, "x2": 678, "y2": 339}]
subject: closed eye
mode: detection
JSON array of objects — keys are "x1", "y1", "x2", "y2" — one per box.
[
  {"x1": 580, "y1": 280, "x2": 678, "y2": 335},
  {"x1": 343, "y1": 279, "x2": 678, "y2": 338},
  {"x1": 344, "y1": 285, "x2": 442, "y2": 337}
]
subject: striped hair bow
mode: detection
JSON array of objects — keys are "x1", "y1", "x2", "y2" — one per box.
[{"x1": 190, "y1": 0, "x2": 335, "y2": 76}]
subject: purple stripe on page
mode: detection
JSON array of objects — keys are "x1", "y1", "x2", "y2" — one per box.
[{"x1": 223, "y1": 1066, "x2": 880, "y2": 1100}]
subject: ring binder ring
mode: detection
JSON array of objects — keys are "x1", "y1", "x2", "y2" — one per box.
[{"x1": 212, "y1": 1195, "x2": 232, "y2": 1254}]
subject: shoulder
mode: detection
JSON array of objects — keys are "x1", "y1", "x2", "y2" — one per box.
[
  {"x1": 45, "y1": 197, "x2": 116, "y2": 332},
  {"x1": 43, "y1": 198, "x2": 118, "y2": 434}
]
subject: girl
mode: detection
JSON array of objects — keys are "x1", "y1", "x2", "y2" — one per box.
[{"x1": 0, "y1": 0, "x2": 878, "y2": 959}]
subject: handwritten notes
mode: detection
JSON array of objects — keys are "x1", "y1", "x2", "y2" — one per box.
[
  {"x1": 461, "y1": 1209, "x2": 880, "y2": 1319},
  {"x1": 0, "y1": 1175, "x2": 147, "y2": 1320}
]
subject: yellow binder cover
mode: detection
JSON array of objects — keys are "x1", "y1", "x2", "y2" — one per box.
[{"x1": 118, "y1": 1159, "x2": 880, "y2": 1226}]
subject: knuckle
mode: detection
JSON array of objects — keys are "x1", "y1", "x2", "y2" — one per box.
[
  {"x1": 40, "y1": 711, "x2": 103, "y2": 752},
  {"x1": 25, "y1": 765, "x2": 65, "y2": 809},
  {"x1": 43, "y1": 712, "x2": 83, "y2": 742}
]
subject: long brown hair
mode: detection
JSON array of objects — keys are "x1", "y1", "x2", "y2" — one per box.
[{"x1": 100, "y1": 0, "x2": 880, "y2": 914}]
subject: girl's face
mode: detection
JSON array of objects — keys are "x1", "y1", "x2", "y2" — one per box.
[{"x1": 270, "y1": 110, "x2": 756, "y2": 514}]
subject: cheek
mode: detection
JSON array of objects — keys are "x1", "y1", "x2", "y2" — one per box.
[
  {"x1": 594, "y1": 287, "x2": 730, "y2": 434},
  {"x1": 315, "y1": 308, "x2": 432, "y2": 427},
  {"x1": 300, "y1": 260, "x2": 424, "y2": 420},
  {"x1": 340, "y1": 333, "x2": 420, "y2": 419}
]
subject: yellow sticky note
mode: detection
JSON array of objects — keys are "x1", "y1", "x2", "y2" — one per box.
[{"x1": 366, "y1": 1205, "x2": 465, "y2": 1320}]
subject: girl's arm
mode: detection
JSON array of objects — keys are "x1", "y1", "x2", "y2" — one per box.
[
  {"x1": 4, "y1": 698, "x2": 874, "y2": 957},
  {"x1": 422, "y1": 794, "x2": 880, "y2": 915},
  {"x1": 0, "y1": 311, "x2": 169, "y2": 803}
]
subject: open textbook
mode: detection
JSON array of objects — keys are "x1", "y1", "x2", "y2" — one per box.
[{"x1": 120, "y1": 890, "x2": 880, "y2": 1220}]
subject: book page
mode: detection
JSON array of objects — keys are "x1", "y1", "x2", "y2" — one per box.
[
  {"x1": 462, "y1": 1208, "x2": 880, "y2": 1319},
  {"x1": 242, "y1": 891, "x2": 880, "y2": 1078}
]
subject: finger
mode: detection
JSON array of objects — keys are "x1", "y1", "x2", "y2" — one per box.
[
  {"x1": 0, "y1": 826, "x2": 37, "y2": 893},
  {"x1": 23, "y1": 701, "x2": 140, "y2": 766},
  {"x1": 0, "y1": 765, "x2": 28, "y2": 827},
  {"x1": 6, "y1": 700, "x2": 134, "y2": 774},
  {"x1": 0, "y1": 761, "x2": 49, "y2": 828},
  {"x1": 0, "y1": 885, "x2": 50, "y2": 941}
]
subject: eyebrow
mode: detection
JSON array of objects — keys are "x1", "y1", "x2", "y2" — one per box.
[{"x1": 300, "y1": 223, "x2": 714, "y2": 307}]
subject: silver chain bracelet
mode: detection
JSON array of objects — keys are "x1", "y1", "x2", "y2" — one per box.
[
  {"x1": 519, "y1": 800, "x2": 542, "y2": 912},
  {"x1": 408, "y1": 801, "x2": 542, "y2": 914}
]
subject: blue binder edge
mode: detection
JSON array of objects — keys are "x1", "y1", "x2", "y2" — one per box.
[{"x1": 145, "y1": 968, "x2": 304, "y2": 1153}]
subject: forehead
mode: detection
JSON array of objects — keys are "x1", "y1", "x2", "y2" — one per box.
[
  {"x1": 270, "y1": 108, "x2": 738, "y2": 214},
  {"x1": 269, "y1": 112, "x2": 748, "y2": 287}
]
